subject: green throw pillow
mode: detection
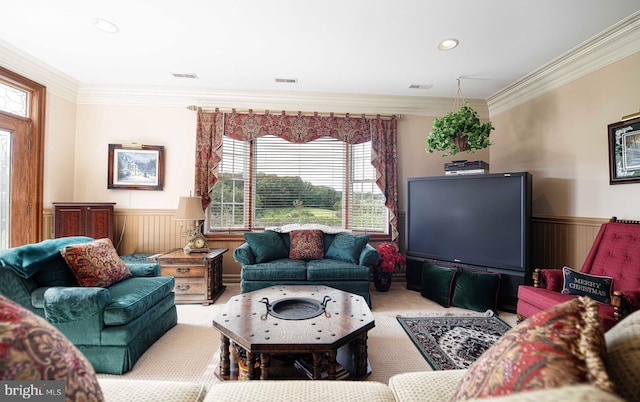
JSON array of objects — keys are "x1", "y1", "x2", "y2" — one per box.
[
  {"x1": 244, "y1": 231, "x2": 288, "y2": 263},
  {"x1": 451, "y1": 269, "x2": 501, "y2": 312},
  {"x1": 421, "y1": 262, "x2": 459, "y2": 307},
  {"x1": 325, "y1": 232, "x2": 369, "y2": 264}
]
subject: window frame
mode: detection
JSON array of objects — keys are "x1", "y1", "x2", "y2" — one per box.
[{"x1": 206, "y1": 135, "x2": 389, "y2": 237}]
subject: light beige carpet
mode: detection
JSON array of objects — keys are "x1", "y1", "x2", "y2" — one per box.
[{"x1": 97, "y1": 281, "x2": 517, "y2": 389}]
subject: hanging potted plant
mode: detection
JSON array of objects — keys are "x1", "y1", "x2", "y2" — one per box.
[{"x1": 425, "y1": 80, "x2": 494, "y2": 157}]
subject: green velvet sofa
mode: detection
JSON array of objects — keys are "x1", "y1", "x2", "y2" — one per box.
[
  {"x1": 0, "y1": 236, "x2": 177, "y2": 374},
  {"x1": 233, "y1": 229, "x2": 379, "y2": 306}
]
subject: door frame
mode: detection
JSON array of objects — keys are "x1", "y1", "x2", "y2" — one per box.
[{"x1": 0, "y1": 66, "x2": 46, "y2": 247}]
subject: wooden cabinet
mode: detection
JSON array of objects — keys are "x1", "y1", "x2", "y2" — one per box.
[
  {"x1": 53, "y1": 202, "x2": 116, "y2": 243},
  {"x1": 153, "y1": 248, "x2": 227, "y2": 305}
]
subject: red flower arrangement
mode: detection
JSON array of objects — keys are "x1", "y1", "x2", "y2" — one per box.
[{"x1": 374, "y1": 242, "x2": 406, "y2": 276}]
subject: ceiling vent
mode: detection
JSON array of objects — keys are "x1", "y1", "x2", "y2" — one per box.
[
  {"x1": 172, "y1": 73, "x2": 199, "y2": 79},
  {"x1": 275, "y1": 78, "x2": 298, "y2": 84},
  {"x1": 408, "y1": 84, "x2": 433, "y2": 90}
]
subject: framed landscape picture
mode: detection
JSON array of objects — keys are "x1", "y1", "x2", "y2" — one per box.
[
  {"x1": 608, "y1": 116, "x2": 640, "y2": 185},
  {"x1": 108, "y1": 144, "x2": 165, "y2": 190}
]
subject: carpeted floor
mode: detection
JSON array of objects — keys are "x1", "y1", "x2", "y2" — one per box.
[{"x1": 96, "y1": 281, "x2": 517, "y2": 389}]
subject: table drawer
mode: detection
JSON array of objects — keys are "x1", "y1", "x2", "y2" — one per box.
[
  {"x1": 173, "y1": 278, "x2": 206, "y2": 295},
  {"x1": 161, "y1": 265, "x2": 205, "y2": 278}
]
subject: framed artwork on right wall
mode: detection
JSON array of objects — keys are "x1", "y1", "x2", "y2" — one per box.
[{"x1": 608, "y1": 116, "x2": 640, "y2": 185}]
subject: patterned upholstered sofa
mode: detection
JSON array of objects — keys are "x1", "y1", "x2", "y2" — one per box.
[{"x1": 233, "y1": 227, "x2": 379, "y2": 306}]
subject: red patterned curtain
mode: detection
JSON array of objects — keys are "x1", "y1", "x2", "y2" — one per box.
[
  {"x1": 194, "y1": 109, "x2": 224, "y2": 208},
  {"x1": 371, "y1": 118, "x2": 399, "y2": 241},
  {"x1": 194, "y1": 109, "x2": 399, "y2": 240}
]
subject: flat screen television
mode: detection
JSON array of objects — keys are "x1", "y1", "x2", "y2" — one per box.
[{"x1": 406, "y1": 172, "x2": 532, "y2": 273}]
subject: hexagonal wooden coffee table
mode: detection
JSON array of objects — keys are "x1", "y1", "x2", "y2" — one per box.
[{"x1": 212, "y1": 285, "x2": 375, "y2": 380}]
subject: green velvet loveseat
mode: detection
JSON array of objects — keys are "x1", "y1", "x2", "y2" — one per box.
[
  {"x1": 233, "y1": 228, "x2": 379, "y2": 306},
  {"x1": 0, "y1": 236, "x2": 177, "y2": 374}
]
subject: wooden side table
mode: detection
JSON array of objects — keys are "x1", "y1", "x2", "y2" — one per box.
[{"x1": 151, "y1": 248, "x2": 227, "y2": 305}]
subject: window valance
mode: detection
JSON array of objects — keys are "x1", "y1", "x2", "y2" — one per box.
[
  {"x1": 225, "y1": 109, "x2": 373, "y2": 144},
  {"x1": 195, "y1": 108, "x2": 399, "y2": 240}
]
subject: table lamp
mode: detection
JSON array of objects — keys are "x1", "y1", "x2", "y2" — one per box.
[{"x1": 174, "y1": 196, "x2": 209, "y2": 253}]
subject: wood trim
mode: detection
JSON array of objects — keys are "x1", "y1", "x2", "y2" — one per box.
[
  {"x1": 0, "y1": 66, "x2": 46, "y2": 245},
  {"x1": 42, "y1": 210, "x2": 611, "y2": 284},
  {"x1": 532, "y1": 215, "x2": 607, "y2": 226},
  {"x1": 531, "y1": 215, "x2": 607, "y2": 272}
]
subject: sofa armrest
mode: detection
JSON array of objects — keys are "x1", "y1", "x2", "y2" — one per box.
[
  {"x1": 467, "y1": 385, "x2": 624, "y2": 402},
  {"x1": 120, "y1": 253, "x2": 160, "y2": 277},
  {"x1": 389, "y1": 370, "x2": 467, "y2": 402},
  {"x1": 389, "y1": 371, "x2": 624, "y2": 402},
  {"x1": 359, "y1": 244, "x2": 379, "y2": 268},
  {"x1": 533, "y1": 268, "x2": 562, "y2": 291},
  {"x1": 612, "y1": 290, "x2": 640, "y2": 321},
  {"x1": 43, "y1": 287, "x2": 110, "y2": 324},
  {"x1": 234, "y1": 242, "x2": 256, "y2": 265},
  {"x1": 128, "y1": 264, "x2": 160, "y2": 277},
  {"x1": 98, "y1": 379, "x2": 206, "y2": 402}
]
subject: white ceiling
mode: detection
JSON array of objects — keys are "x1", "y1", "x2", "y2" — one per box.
[{"x1": 1, "y1": 0, "x2": 639, "y2": 102}]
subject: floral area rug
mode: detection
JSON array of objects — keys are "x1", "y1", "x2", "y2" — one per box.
[{"x1": 397, "y1": 312, "x2": 511, "y2": 370}]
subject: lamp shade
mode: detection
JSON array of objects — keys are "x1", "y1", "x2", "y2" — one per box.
[{"x1": 174, "y1": 196, "x2": 205, "y2": 220}]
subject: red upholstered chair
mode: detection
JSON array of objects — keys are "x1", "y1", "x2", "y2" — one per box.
[{"x1": 517, "y1": 217, "x2": 640, "y2": 331}]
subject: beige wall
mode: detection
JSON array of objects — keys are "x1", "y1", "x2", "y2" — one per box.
[
  {"x1": 39, "y1": 52, "x2": 640, "y2": 255},
  {"x1": 396, "y1": 115, "x2": 491, "y2": 211},
  {"x1": 43, "y1": 93, "x2": 76, "y2": 207},
  {"x1": 70, "y1": 105, "x2": 197, "y2": 209},
  {"x1": 490, "y1": 52, "x2": 640, "y2": 219},
  {"x1": 57, "y1": 104, "x2": 488, "y2": 216}
]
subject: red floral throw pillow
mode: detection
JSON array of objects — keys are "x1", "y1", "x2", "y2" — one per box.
[
  {"x1": 451, "y1": 296, "x2": 614, "y2": 401},
  {"x1": 289, "y1": 230, "x2": 324, "y2": 260},
  {"x1": 61, "y1": 238, "x2": 132, "y2": 287},
  {"x1": 0, "y1": 295, "x2": 104, "y2": 401}
]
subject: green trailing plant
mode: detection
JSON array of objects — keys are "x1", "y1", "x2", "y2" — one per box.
[{"x1": 425, "y1": 103, "x2": 494, "y2": 157}]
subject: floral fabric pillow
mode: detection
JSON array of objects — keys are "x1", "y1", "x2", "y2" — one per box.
[
  {"x1": 451, "y1": 296, "x2": 614, "y2": 401},
  {"x1": 0, "y1": 295, "x2": 104, "y2": 401},
  {"x1": 289, "y1": 230, "x2": 324, "y2": 260},
  {"x1": 60, "y1": 238, "x2": 132, "y2": 287}
]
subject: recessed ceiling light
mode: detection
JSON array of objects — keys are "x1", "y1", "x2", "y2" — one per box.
[
  {"x1": 172, "y1": 73, "x2": 199, "y2": 79},
  {"x1": 408, "y1": 84, "x2": 433, "y2": 90},
  {"x1": 438, "y1": 38, "x2": 459, "y2": 51},
  {"x1": 92, "y1": 18, "x2": 119, "y2": 34}
]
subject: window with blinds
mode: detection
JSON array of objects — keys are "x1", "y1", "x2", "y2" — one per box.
[
  {"x1": 209, "y1": 138, "x2": 249, "y2": 229},
  {"x1": 208, "y1": 135, "x2": 387, "y2": 233}
]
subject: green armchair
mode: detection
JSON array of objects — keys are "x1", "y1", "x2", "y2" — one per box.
[{"x1": 0, "y1": 237, "x2": 177, "y2": 374}]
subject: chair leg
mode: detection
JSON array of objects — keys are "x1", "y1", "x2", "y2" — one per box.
[{"x1": 612, "y1": 290, "x2": 625, "y2": 321}]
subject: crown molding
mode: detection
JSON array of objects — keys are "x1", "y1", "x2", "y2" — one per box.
[
  {"x1": 76, "y1": 85, "x2": 488, "y2": 118},
  {"x1": 3, "y1": 11, "x2": 637, "y2": 119},
  {"x1": 0, "y1": 39, "x2": 80, "y2": 103},
  {"x1": 487, "y1": 11, "x2": 640, "y2": 117}
]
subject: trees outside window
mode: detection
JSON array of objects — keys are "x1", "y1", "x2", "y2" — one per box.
[{"x1": 208, "y1": 135, "x2": 387, "y2": 233}]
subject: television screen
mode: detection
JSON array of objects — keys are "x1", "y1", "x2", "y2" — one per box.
[{"x1": 406, "y1": 172, "x2": 531, "y2": 272}]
